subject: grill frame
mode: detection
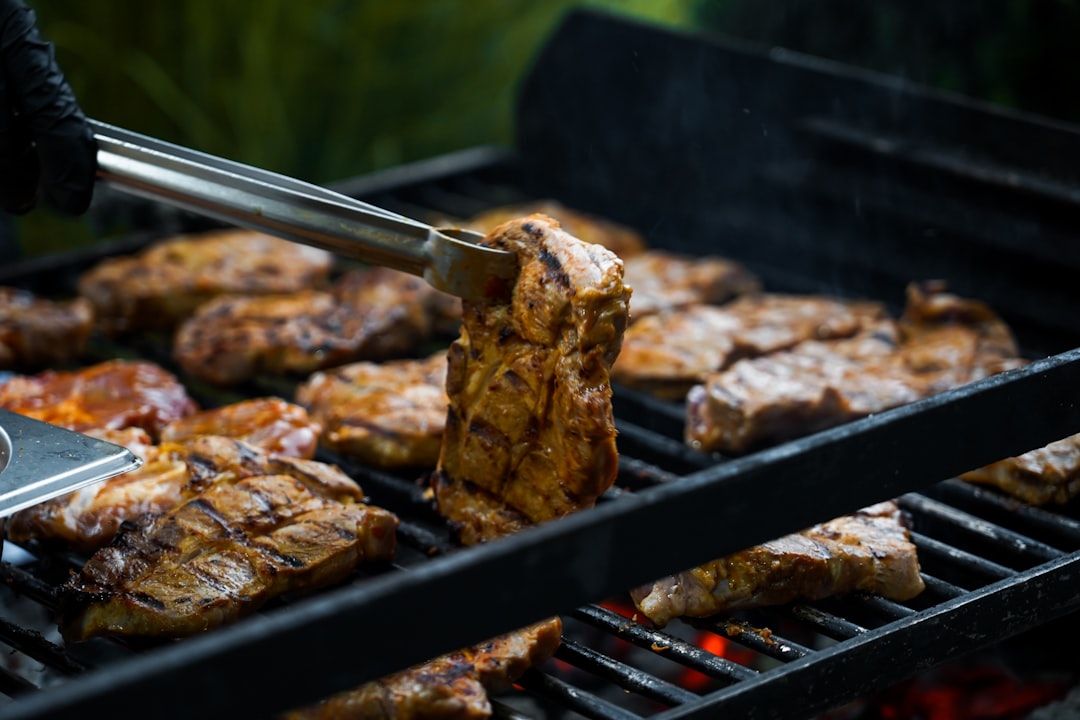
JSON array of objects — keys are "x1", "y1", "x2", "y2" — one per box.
[{"x1": 2, "y1": 8, "x2": 1080, "y2": 719}]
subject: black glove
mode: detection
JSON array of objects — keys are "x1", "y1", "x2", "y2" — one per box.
[{"x1": 0, "y1": 0, "x2": 96, "y2": 216}]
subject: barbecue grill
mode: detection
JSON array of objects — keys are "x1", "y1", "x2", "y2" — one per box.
[{"x1": 2, "y1": 9, "x2": 1080, "y2": 719}]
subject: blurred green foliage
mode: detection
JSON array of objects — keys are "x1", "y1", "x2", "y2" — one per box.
[{"x1": 16, "y1": 0, "x2": 696, "y2": 257}]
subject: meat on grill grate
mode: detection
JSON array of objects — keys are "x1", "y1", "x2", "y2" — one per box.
[{"x1": 0, "y1": 286, "x2": 95, "y2": 369}]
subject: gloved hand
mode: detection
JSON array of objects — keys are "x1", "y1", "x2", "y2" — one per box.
[{"x1": 0, "y1": 0, "x2": 96, "y2": 216}]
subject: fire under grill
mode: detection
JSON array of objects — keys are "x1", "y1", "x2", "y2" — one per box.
[{"x1": 3, "y1": 9, "x2": 1080, "y2": 720}]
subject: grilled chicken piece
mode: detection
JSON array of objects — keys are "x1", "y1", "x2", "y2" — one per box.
[
  {"x1": 686, "y1": 282, "x2": 1025, "y2": 454},
  {"x1": 613, "y1": 295, "x2": 892, "y2": 400},
  {"x1": 282, "y1": 616, "x2": 562, "y2": 720},
  {"x1": 464, "y1": 199, "x2": 647, "y2": 259},
  {"x1": 173, "y1": 267, "x2": 455, "y2": 386},
  {"x1": 77, "y1": 229, "x2": 335, "y2": 334},
  {"x1": 0, "y1": 359, "x2": 197, "y2": 438},
  {"x1": 161, "y1": 397, "x2": 322, "y2": 459},
  {"x1": 631, "y1": 501, "x2": 924, "y2": 627},
  {"x1": 432, "y1": 214, "x2": 631, "y2": 545},
  {"x1": 296, "y1": 352, "x2": 448, "y2": 468},
  {"x1": 58, "y1": 435, "x2": 398, "y2": 642},
  {"x1": 622, "y1": 250, "x2": 761, "y2": 320},
  {"x1": 6, "y1": 428, "x2": 190, "y2": 553},
  {"x1": 0, "y1": 287, "x2": 94, "y2": 369},
  {"x1": 6, "y1": 400, "x2": 322, "y2": 553},
  {"x1": 962, "y1": 433, "x2": 1080, "y2": 505}
]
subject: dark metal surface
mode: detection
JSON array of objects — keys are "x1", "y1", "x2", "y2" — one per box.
[{"x1": 2, "y1": 9, "x2": 1080, "y2": 720}]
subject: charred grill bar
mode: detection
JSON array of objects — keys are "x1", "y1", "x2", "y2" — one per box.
[{"x1": 2, "y1": 8, "x2": 1080, "y2": 719}]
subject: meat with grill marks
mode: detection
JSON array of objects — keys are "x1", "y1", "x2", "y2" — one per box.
[
  {"x1": 0, "y1": 287, "x2": 94, "y2": 369},
  {"x1": 296, "y1": 352, "x2": 448, "y2": 469},
  {"x1": 77, "y1": 229, "x2": 335, "y2": 334},
  {"x1": 613, "y1": 294, "x2": 892, "y2": 400},
  {"x1": 0, "y1": 359, "x2": 197, "y2": 438},
  {"x1": 621, "y1": 250, "x2": 761, "y2": 320},
  {"x1": 281, "y1": 616, "x2": 562, "y2": 720},
  {"x1": 630, "y1": 501, "x2": 924, "y2": 627},
  {"x1": 172, "y1": 266, "x2": 457, "y2": 386},
  {"x1": 5, "y1": 398, "x2": 322, "y2": 553},
  {"x1": 962, "y1": 433, "x2": 1080, "y2": 505},
  {"x1": 463, "y1": 199, "x2": 648, "y2": 260},
  {"x1": 431, "y1": 214, "x2": 631, "y2": 545},
  {"x1": 686, "y1": 282, "x2": 1026, "y2": 454},
  {"x1": 58, "y1": 435, "x2": 398, "y2": 641}
]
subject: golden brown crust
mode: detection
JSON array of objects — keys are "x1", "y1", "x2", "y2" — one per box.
[
  {"x1": 432, "y1": 214, "x2": 631, "y2": 545},
  {"x1": 161, "y1": 397, "x2": 322, "y2": 459},
  {"x1": 622, "y1": 250, "x2": 761, "y2": 320},
  {"x1": 0, "y1": 287, "x2": 95, "y2": 369},
  {"x1": 77, "y1": 229, "x2": 335, "y2": 334},
  {"x1": 962, "y1": 433, "x2": 1080, "y2": 505},
  {"x1": 631, "y1": 502, "x2": 923, "y2": 627},
  {"x1": 282, "y1": 617, "x2": 562, "y2": 720},
  {"x1": 296, "y1": 353, "x2": 448, "y2": 468},
  {"x1": 0, "y1": 359, "x2": 198, "y2": 439}
]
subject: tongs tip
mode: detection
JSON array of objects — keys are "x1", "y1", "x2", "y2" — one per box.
[{"x1": 427, "y1": 227, "x2": 518, "y2": 301}]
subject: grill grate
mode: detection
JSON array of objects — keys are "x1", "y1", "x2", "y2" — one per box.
[{"x1": 2, "y1": 9, "x2": 1080, "y2": 718}]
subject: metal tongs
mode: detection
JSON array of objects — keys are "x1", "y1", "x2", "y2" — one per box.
[{"x1": 90, "y1": 119, "x2": 518, "y2": 300}]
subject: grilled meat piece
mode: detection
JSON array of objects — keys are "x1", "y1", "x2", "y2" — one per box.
[
  {"x1": 686, "y1": 283, "x2": 1025, "y2": 454},
  {"x1": 6, "y1": 428, "x2": 190, "y2": 553},
  {"x1": 622, "y1": 250, "x2": 761, "y2": 320},
  {"x1": 173, "y1": 267, "x2": 455, "y2": 386},
  {"x1": 58, "y1": 435, "x2": 398, "y2": 641},
  {"x1": 6, "y1": 400, "x2": 322, "y2": 553},
  {"x1": 296, "y1": 352, "x2": 448, "y2": 469},
  {"x1": 432, "y1": 214, "x2": 631, "y2": 545},
  {"x1": 161, "y1": 397, "x2": 322, "y2": 459},
  {"x1": 464, "y1": 199, "x2": 647, "y2": 259},
  {"x1": 282, "y1": 616, "x2": 562, "y2": 720},
  {"x1": 0, "y1": 359, "x2": 197, "y2": 438},
  {"x1": 631, "y1": 501, "x2": 924, "y2": 627},
  {"x1": 613, "y1": 295, "x2": 892, "y2": 400},
  {"x1": 962, "y1": 433, "x2": 1080, "y2": 505},
  {"x1": 0, "y1": 287, "x2": 94, "y2": 369},
  {"x1": 77, "y1": 229, "x2": 335, "y2": 334}
]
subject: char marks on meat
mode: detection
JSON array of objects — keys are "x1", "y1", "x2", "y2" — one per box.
[
  {"x1": 173, "y1": 266, "x2": 457, "y2": 386},
  {"x1": 296, "y1": 352, "x2": 448, "y2": 469},
  {"x1": 614, "y1": 294, "x2": 891, "y2": 400},
  {"x1": 77, "y1": 229, "x2": 335, "y2": 334},
  {"x1": 686, "y1": 282, "x2": 1025, "y2": 454},
  {"x1": 0, "y1": 359, "x2": 197, "y2": 438},
  {"x1": 432, "y1": 214, "x2": 631, "y2": 545},
  {"x1": 282, "y1": 617, "x2": 562, "y2": 720},
  {"x1": 631, "y1": 501, "x2": 924, "y2": 627},
  {"x1": 58, "y1": 436, "x2": 398, "y2": 641},
  {"x1": 0, "y1": 287, "x2": 95, "y2": 369}
]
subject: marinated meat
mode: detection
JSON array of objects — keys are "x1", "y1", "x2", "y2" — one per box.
[
  {"x1": 686, "y1": 283, "x2": 1025, "y2": 454},
  {"x1": 432, "y1": 214, "x2": 631, "y2": 545},
  {"x1": 77, "y1": 229, "x2": 335, "y2": 334},
  {"x1": 631, "y1": 501, "x2": 924, "y2": 627},
  {"x1": 173, "y1": 267, "x2": 455, "y2": 386},
  {"x1": 161, "y1": 397, "x2": 322, "y2": 459},
  {"x1": 296, "y1": 352, "x2": 448, "y2": 469},
  {"x1": 58, "y1": 435, "x2": 398, "y2": 641},
  {"x1": 464, "y1": 199, "x2": 647, "y2": 259},
  {"x1": 962, "y1": 433, "x2": 1080, "y2": 505},
  {"x1": 621, "y1": 250, "x2": 761, "y2": 320},
  {"x1": 282, "y1": 617, "x2": 563, "y2": 720},
  {"x1": 0, "y1": 359, "x2": 197, "y2": 438},
  {"x1": 0, "y1": 287, "x2": 94, "y2": 369},
  {"x1": 6, "y1": 400, "x2": 322, "y2": 553},
  {"x1": 613, "y1": 294, "x2": 892, "y2": 400},
  {"x1": 6, "y1": 428, "x2": 190, "y2": 553}
]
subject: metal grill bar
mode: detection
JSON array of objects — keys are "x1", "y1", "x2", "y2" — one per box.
[
  {"x1": 788, "y1": 606, "x2": 866, "y2": 641},
  {"x1": 556, "y1": 638, "x2": 700, "y2": 707},
  {"x1": 515, "y1": 668, "x2": 643, "y2": 720},
  {"x1": 910, "y1": 533, "x2": 1015, "y2": 580}
]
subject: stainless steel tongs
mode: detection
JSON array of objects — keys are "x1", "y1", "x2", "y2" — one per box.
[{"x1": 90, "y1": 119, "x2": 518, "y2": 300}]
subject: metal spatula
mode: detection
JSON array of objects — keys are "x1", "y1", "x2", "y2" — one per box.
[
  {"x1": 0, "y1": 409, "x2": 141, "y2": 518},
  {"x1": 89, "y1": 119, "x2": 518, "y2": 300}
]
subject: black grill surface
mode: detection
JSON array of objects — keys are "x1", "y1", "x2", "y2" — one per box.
[{"x1": 2, "y1": 9, "x2": 1080, "y2": 720}]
